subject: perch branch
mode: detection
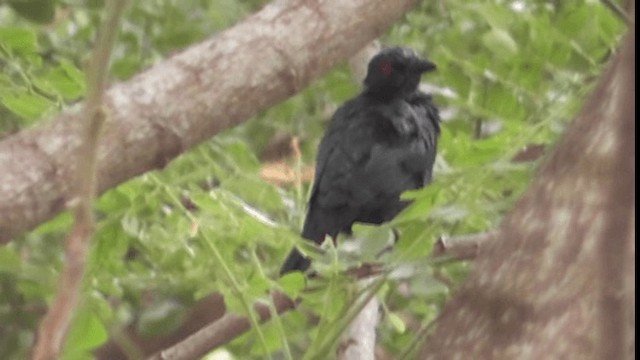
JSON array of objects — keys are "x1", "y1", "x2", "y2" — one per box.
[
  {"x1": 0, "y1": 0, "x2": 420, "y2": 243},
  {"x1": 146, "y1": 292, "x2": 296, "y2": 360}
]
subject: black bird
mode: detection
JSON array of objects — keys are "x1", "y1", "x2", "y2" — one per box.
[{"x1": 280, "y1": 47, "x2": 440, "y2": 274}]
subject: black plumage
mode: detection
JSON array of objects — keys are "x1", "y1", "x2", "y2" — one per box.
[{"x1": 280, "y1": 47, "x2": 440, "y2": 274}]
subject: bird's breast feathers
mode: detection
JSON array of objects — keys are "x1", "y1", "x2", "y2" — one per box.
[{"x1": 311, "y1": 95, "x2": 437, "y2": 207}]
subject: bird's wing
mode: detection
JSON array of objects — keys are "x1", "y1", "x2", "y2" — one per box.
[
  {"x1": 406, "y1": 91, "x2": 440, "y2": 185},
  {"x1": 301, "y1": 99, "x2": 378, "y2": 240},
  {"x1": 347, "y1": 97, "x2": 439, "y2": 204},
  {"x1": 302, "y1": 97, "x2": 438, "y2": 240}
]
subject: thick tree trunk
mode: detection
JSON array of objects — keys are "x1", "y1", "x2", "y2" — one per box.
[
  {"x1": 420, "y1": 21, "x2": 635, "y2": 360},
  {"x1": 0, "y1": 0, "x2": 418, "y2": 243}
]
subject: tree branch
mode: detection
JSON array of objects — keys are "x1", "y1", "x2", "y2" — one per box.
[
  {"x1": 93, "y1": 227, "x2": 485, "y2": 359},
  {"x1": 419, "y1": 20, "x2": 635, "y2": 360},
  {"x1": 0, "y1": 0, "x2": 419, "y2": 243},
  {"x1": 146, "y1": 292, "x2": 296, "y2": 360},
  {"x1": 601, "y1": 0, "x2": 631, "y2": 24},
  {"x1": 337, "y1": 280, "x2": 380, "y2": 360},
  {"x1": 431, "y1": 232, "x2": 494, "y2": 262},
  {"x1": 31, "y1": 1, "x2": 129, "y2": 359}
]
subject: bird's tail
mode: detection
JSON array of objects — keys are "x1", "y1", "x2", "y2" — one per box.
[{"x1": 279, "y1": 248, "x2": 311, "y2": 275}]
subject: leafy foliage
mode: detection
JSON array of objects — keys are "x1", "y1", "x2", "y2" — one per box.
[{"x1": 0, "y1": 0, "x2": 626, "y2": 359}]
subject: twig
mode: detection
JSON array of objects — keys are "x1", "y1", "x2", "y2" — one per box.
[
  {"x1": 601, "y1": 0, "x2": 631, "y2": 24},
  {"x1": 337, "y1": 280, "x2": 380, "y2": 360},
  {"x1": 431, "y1": 231, "x2": 494, "y2": 262},
  {"x1": 31, "y1": 2, "x2": 129, "y2": 359},
  {"x1": 146, "y1": 292, "x2": 296, "y2": 360},
  {"x1": 139, "y1": 232, "x2": 492, "y2": 359},
  {"x1": 137, "y1": 230, "x2": 488, "y2": 359},
  {"x1": 334, "y1": 231, "x2": 493, "y2": 360}
]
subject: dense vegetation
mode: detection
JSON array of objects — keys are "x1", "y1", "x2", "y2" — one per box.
[{"x1": 0, "y1": 0, "x2": 626, "y2": 358}]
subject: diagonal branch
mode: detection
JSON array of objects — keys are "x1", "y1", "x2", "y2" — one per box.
[
  {"x1": 0, "y1": 0, "x2": 420, "y2": 243},
  {"x1": 419, "y1": 20, "x2": 635, "y2": 360},
  {"x1": 128, "y1": 233, "x2": 488, "y2": 360},
  {"x1": 146, "y1": 292, "x2": 296, "y2": 360}
]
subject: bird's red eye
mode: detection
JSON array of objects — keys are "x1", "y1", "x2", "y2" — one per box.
[{"x1": 380, "y1": 61, "x2": 393, "y2": 76}]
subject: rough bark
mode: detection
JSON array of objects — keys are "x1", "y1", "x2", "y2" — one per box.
[
  {"x1": 0, "y1": 0, "x2": 419, "y2": 243},
  {"x1": 420, "y1": 21, "x2": 635, "y2": 360}
]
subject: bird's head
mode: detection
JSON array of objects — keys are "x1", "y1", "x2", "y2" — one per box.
[{"x1": 363, "y1": 47, "x2": 436, "y2": 100}]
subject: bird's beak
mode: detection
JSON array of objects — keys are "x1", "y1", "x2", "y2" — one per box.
[{"x1": 415, "y1": 59, "x2": 436, "y2": 73}]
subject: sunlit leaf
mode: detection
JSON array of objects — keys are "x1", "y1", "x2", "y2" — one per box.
[
  {"x1": 387, "y1": 312, "x2": 407, "y2": 334},
  {"x1": 136, "y1": 300, "x2": 186, "y2": 337},
  {"x1": 481, "y1": 28, "x2": 518, "y2": 57},
  {"x1": 0, "y1": 27, "x2": 37, "y2": 54},
  {"x1": 1, "y1": 90, "x2": 54, "y2": 121},
  {"x1": 63, "y1": 306, "x2": 108, "y2": 358},
  {"x1": 279, "y1": 272, "x2": 305, "y2": 299}
]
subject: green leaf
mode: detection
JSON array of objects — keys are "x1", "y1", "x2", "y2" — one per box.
[
  {"x1": 387, "y1": 312, "x2": 407, "y2": 334},
  {"x1": 350, "y1": 224, "x2": 395, "y2": 261},
  {"x1": 62, "y1": 307, "x2": 108, "y2": 358},
  {"x1": 0, "y1": 27, "x2": 38, "y2": 54},
  {"x1": 7, "y1": 0, "x2": 55, "y2": 24},
  {"x1": 395, "y1": 185, "x2": 442, "y2": 223},
  {"x1": 221, "y1": 178, "x2": 285, "y2": 215},
  {"x1": 213, "y1": 139, "x2": 260, "y2": 172},
  {"x1": 96, "y1": 187, "x2": 131, "y2": 213},
  {"x1": 111, "y1": 56, "x2": 143, "y2": 79},
  {"x1": 468, "y1": 2, "x2": 513, "y2": 31},
  {"x1": 481, "y1": 28, "x2": 518, "y2": 57},
  {"x1": 137, "y1": 300, "x2": 186, "y2": 336},
  {"x1": 0, "y1": 247, "x2": 21, "y2": 273},
  {"x1": 279, "y1": 272, "x2": 305, "y2": 299},
  {"x1": 245, "y1": 272, "x2": 271, "y2": 299},
  {"x1": 248, "y1": 319, "x2": 284, "y2": 356},
  {"x1": 33, "y1": 61, "x2": 86, "y2": 99},
  {"x1": 1, "y1": 90, "x2": 54, "y2": 121}
]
